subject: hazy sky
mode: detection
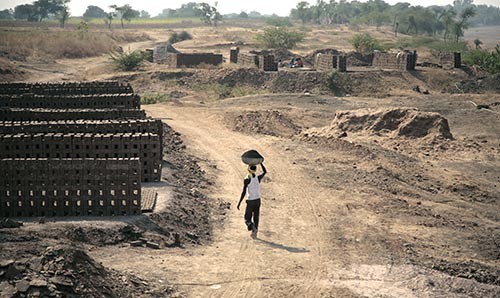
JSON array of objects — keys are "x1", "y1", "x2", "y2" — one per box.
[{"x1": 1, "y1": 0, "x2": 499, "y2": 17}]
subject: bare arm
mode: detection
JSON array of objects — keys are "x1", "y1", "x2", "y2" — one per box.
[
  {"x1": 237, "y1": 178, "x2": 250, "y2": 210},
  {"x1": 258, "y1": 163, "x2": 267, "y2": 182}
]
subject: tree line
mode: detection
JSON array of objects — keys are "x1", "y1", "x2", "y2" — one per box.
[
  {"x1": 290, "y1": 0, "x2": 500, "y2": 41},
  {"x1": 0, "y1": 1, "x2": 223, "y2": 28}
]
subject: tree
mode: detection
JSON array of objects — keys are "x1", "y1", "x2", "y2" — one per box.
[
  {"x1": 256, "y1": 27, "x2": 304, "y2": 49},
  {"x1": 453, "y1": 6, "x2": 475, "y2": 42},
  {"x1": 198, "y1": 2, "x2": 222, "y2": 26},
  {"x1": 57, "y1": 5, "x2": 70, "y2": 28},
  {"x1": 112, "y1": 4, "x2": 140, "y2": 29},
  {"x1": 105, "y1": 8, "x2": 116, "y2": 30},
  {"x1": 350, "y1": 33, "x2": 381, "y2": 54},
  {"x1": 0, "y1": 9, "x2": 14, "y2": 19},
  {"x1": 140, "y1": 10, "x2": 150, "y2": 18},
  {"x1": 14, "y1": 4, "x2": 38, "y2": 21},
  {"x1": 293, "y1": 1, "x2": 312, "y2": 24},
  {"x1": 239, "y1": 11, "x2": 248, "y2": 19},
  {"x1": 83, "y1": 5, "x2": 106, "y2": 19},
  {"x1": 33, "y1": 0, "x2": 70, "y2": 22}
]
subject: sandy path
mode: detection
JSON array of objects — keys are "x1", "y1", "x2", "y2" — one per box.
[{"x1": 140, "y1": 105, "x2": 343, "y2": 297}]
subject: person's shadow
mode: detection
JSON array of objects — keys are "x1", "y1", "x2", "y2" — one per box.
[{"x1": 255, "y1": 238, "x2": 309, "y2": 253}]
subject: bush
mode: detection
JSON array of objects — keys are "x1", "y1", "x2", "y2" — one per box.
[
  {"x1": 141, "y1": 93, "x2": 170, "y2": 104},
  {"x1": 109, "y1": 50, "x2": 146, "y2": 71},
  {"x1": 325, "y1": 70, "x2": 348, "y2": 96},
  {"x1": 256, "y1": 27, "x2": 304, "y2": 49},
  {"x1": 350, "y1": 33, "x2": 382, "y2": 55},
  {"x1": 463, "y1": 45, "x2": 500, "y2": 74},
  {"x1": 168, "y1": 31, "x2": 193, "y2": 44},
  {"x1": 265, "y1": 17, "x2": 293, "y2": 27}
]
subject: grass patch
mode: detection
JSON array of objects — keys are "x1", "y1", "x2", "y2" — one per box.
[
  {"x1": 0, "y1": 29, "x2": 150, "y2": 61},
  {"x1": 385, "y1": 37, "x2": 468, "y2": 52},
  {"x1": 140, "y1": 93, "x2": 170, "y2": 105}
]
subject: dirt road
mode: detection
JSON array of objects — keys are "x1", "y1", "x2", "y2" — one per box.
[{"x1": 92, "y1": 99, "x2": 499, "y2": 298}]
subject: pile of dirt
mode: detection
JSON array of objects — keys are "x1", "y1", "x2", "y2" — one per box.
[
  {"x1": 0, "y1": 58, "x2": 25, "y2": 82},
  {"x1": 65, "y1": 225, "x2": 143, "y2": 246},
  {"x1": 303, "y1": 108, "x2": 453, "y2": 140},
  {"x1": 0, "y1": 245, "x2": 161, "y2": 297},
  {"x1": 451, "y1": 73, "x2": 500, "y2": 94},
  {"x1": 226, "y1": 110, "x2": 301, "y2": 138},
  {"x1": 184, "y1": 68, "x2": 328, "y2": 94}
]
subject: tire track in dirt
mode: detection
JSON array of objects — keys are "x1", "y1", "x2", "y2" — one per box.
[{"x1": 143, "y1": 105, "x2": 345, "y2": 297}]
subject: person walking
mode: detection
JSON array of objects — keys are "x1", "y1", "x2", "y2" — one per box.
[{"x1": 237, "y1": 163, "x2": 267, "y2": 238}]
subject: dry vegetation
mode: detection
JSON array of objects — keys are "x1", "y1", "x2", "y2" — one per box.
[{"x1": 0, "y1": 29, "x2": 150, "y2": 61}]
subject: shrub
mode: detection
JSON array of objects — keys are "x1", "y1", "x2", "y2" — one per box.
[
  {"x1": 256, "y1": 27, "x2": 304, "y2": 49},
  {"x1": 463, "y1": 45, "x2": 500, "y2": 74},
  {"x1": 325, "y1": 70, "x2": 348, "y2": 96},
  {"x1": 350, "y1": 33, "x2": 382, "y2": 55},
  {"x1": 168, "y1": 31, "x2": 193, "y2": 44},
  {"x1": 109, "y1": 50, "x2": 146, "y2": 71},
  {"x1": 140, "y1": 93, "x2": 169, "y2": 104}
]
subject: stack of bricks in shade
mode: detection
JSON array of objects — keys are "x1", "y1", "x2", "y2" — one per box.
[
  {"x1": 0, "y1": 81, "x2": 163, "y2": 218},
  {"x1": 315, "y1": 54, "x2": 347, "y2": 72},
  {"x1": 258, "y1": 55, "x2": 278, "y2": 71}
]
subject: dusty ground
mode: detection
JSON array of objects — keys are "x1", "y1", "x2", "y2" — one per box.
[{"x1": 1, "y1": 23, "x2": 500, "y2": 298}]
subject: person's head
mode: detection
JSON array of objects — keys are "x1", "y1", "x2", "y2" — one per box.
[{"x1": 248, "y1": 165, "x2": 257, "y2": 174}]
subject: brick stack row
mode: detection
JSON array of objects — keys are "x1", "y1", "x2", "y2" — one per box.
[
  {"x1": 0, "y1": 158, "x2": 141, "y2": 217},
  {"x1": 0, "y1": 81, "x2": 164, "y2": 217},
  {"x1": 258, "y1": 55, "x2": 278, "y2": 71},
  {"x1": 315, "y1": 54, "x2": 347, "y2": 72},
  {"x1": 372, "y1": 51, "x2": 417, "y2": 71}
]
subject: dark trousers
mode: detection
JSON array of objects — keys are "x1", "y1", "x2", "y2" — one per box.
[{"x1": 244, "y1": 199, "x2": 261, "y2": 230}]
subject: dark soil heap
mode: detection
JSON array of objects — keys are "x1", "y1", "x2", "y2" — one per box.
[
  {"x1": 0, "y1": 245, "x2": 153, "y2": 298},
  {"x1": 305, "y1": 108, "x2": 453, "y2": 140}
]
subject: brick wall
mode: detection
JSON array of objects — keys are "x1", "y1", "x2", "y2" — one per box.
[
  {"x1": 0, "y1": 158, "x2": 141, "y2": 217},
  {"x1": 0, "y1": 81, "x2": 164, "y2": 217},
  {"x1": 156, "y1": 52, "x2": 223, "y2": 68},
  {"x1": 315, "y1": 54, "x2": 347, "y2": 72},
  {"x1": 431, "y1": 51, "x2": 461, "y2": 70},
  {"x1": 0, "y1": 81, "x2": 132, "y2": 95},
  {"x1": 0, "y1": 108, "x2": 146, "y2": 121},
  {"x1": 372, "y1": 51, "x2": 417, "y2": 70},
  {"x1": 238, "y1": 54, "x2": 259, "y2": 68},
  {"x1": 0, "y1": 133, "x2": 161, "y2": 182}
]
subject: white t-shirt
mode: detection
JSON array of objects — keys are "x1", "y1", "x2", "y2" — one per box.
[{"x1": 247, "y1": 175, "x2": 261, "y2": 200}]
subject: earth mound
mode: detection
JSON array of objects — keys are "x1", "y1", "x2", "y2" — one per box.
[
  {"x1": 226, "y1": 110, "x2": 301, "y2": 137},
  {"x1": 304, "y1": 108, "x2": 453, "y2": 140},
  {"x1": 0, "y1": 245, "x2": 157, "y2": 297}
]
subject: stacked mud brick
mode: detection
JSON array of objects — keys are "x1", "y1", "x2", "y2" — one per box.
[
  {"x1": 432, "y1": 51, "x2": 461, "y2": 70},
  {"x1": 372, "y1": 51, "x2": 417, "y2": 70},
  {"x1": 0, "y1": 81, "x2": 163, "y2": 218},
  {"x1": 230, "y1": 47, "x2": 240, "y2": 63},
  {"x1": 154, "y1": 45, "x2": 222, "y2": 67},
  {"x1": 235, "y1": 52, "x2": 278, "y2": 71},
  {"x1": 315, "y1": 54, "x2": 347, "y2": 72}
]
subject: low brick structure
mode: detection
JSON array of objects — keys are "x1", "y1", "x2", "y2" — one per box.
[
  {"x1": 432, "y1": 51, "x2": 461, "y2": 70},
  {"x1": 162, "y1": 53, "x2": 223, "y2": 68},
  {"x1": 0, "y1": 158, "x2": 142, "y2": 217},
  {"x1": 372, "y1": 51, "x2": 417, "y2": 70},
  {"x1": 230, "y1": 47, "x2": 240, "y2": 63},
  {"x1": 236, "y1": 53, "x2": 277, "y2": 71},
  {"x1": 315, "y1": 54, "x2": 347, "y2": 72}
]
